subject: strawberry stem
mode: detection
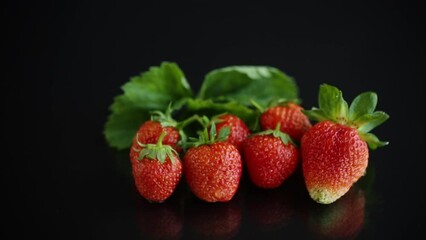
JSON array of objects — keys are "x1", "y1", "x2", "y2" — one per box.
[
  {"x1": 150, "y1": 103, "x2": 178, "y2": 127},
  {"x1": 176, "y1": 114, "x2": 204, "y2": 130},
  {"x1": 156, "y1": 131, "x2": 167, "y2": 147},
  {"x1": 250, "y1": 99, "x2": 264, "y2": 113},
  {"x1": 275, "y1": 123, "x2": 281, "y2": 132}
]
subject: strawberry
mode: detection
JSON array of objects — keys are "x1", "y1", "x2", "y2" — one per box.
[
  {"x1": 131, "y1": 106, "x2": 183, "y2": 152},
  {"x1": 132, "y1": 120, "x2": 180, "y2": 154},
  {"x1": 183, "y1": 123, "x2": 242, "y2": 202},
  {"x1": 213, "y1": 114, "x2": 250, "y2": 153},
  {"x1": 130, "y1": 132, "x2": 182, "y2": 202},
  {"x1": 131, "y1": 107, "x2": 203, "y2": 155},
  {"x1": 260, "y1": 102, "x2": 312, "y2": 142},
  {"x1": 243, "y1": 125, "x2": 299, "y2": 189},
  {"x1": 302, "y1": 84, "x2": 389, "y2": 204}
]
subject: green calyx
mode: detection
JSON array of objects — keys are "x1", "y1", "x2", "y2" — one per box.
[
  {"x1": 257, "y1": 124, "x2": 295, "y2": 145},
  {"x1": 151, "y1": 103, "x2": 207, "y2": 150},
  {"x1": 304, "y1": 84, "x2": 389, "y2": 150},
  {"x1": 150, "y1": 103, "x2": 178, "y2": 127},
  {"x1": 185, "y1": 121, "x2": 230, "y2": 148},
  {"x1": 133, "y1": 131, "x2": 179, "y2": 164}
]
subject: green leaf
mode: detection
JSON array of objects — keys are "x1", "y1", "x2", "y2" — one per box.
[
  {"x1": 198, "y1": 66, "x2": 299, "y2": 108},
  {"x1": 104, "y1": 62, "x2": 193, "y2": 149},
  {"x1": 318, "y1": 84, "x2": 349, "y2": 122},
  {"x1": 121, "y1": 62, "x2": 192, "y2": 109},
  {"x1": 359, "y1": 132, "x2": 389, "y2": 150},
  {"x1": 104, "y1": 108, "x2": 149, "y2": 150},
  {"x1": 355, "y1": 111, "x2": 389, "y2": 133},
  {"x1": 349, "y1": 92, "x2": 377, "y2": 121}
]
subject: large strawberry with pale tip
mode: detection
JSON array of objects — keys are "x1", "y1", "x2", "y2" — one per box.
[{"x1": 302, "y1": 84, "x2": 389, "y2": 204}]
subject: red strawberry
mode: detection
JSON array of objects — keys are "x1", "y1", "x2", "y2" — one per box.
[
  {"x1": 214, "y1": 114, "x2": 251, "y2": 153},
  {"x1": 183, "y1": 124, "x2": 242, "y2": 202},
  {"x1": 260, "y1": 102, "x2": 311, "y2": 142},
  {"x1": 243, "y1": 125, "x2": 299, "y2": 189},
  {"x1": 131, "y1": 106, "x2": 208, "y2": 154},
  {"x1": 130, "y1": 132, "x2": 182, "y2": 202},
  {"x1": 302, "y1": 84, "x2": 389, "y2": 204},
  {"x1": 132, "y1": 120, "x2": 180, "y2": 154}
]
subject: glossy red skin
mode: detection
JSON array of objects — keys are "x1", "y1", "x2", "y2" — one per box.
[
  {"x1": 183, "y1": 142, "x2": 242, "y2": 202},
  {"x1": 215, "y1": 114, "x2": 251, "y2": 153},
  {"x1": 243, "y1": 135, "x2": 299, "y2": 189},
  {"x1": 260, "y1": 103, "x2": 311, "y2": 142},
  {"x1": 128, "y1": 120, "x2": 182, "y2": 202},
  {"x1": 131, "y1": 121, "x2": 180, "y2": 158},
  {"x1": 301, "y1": 121, "x2": 369, "y2": 203},
  {"x1": 130, "y1": 150, "x2": 182, "y2": 202}
]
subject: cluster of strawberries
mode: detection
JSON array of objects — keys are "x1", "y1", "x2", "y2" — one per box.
[{"x1": 129, "y1": 84, "x2": 388, "y2": 204}]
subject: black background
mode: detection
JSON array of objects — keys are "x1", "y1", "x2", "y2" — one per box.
[{"x1": 3, "y1": 1, "x2": 424, "y2": 239}]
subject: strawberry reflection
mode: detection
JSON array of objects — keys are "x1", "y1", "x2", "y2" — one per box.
[
  {"x1": 135, "y1": 185, "x2": 184, "y2": 240},
  {"x1": 306, "y1": 186, "x2": 366, "y2": 240},
  {"x1": 186, "y1": 194, "x2": 242, "y2": 240},
  {"x1": 246, "y1": 177, "x2": 298, "y2": 231}
]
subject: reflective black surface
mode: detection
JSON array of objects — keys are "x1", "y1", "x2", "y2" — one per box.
[
  {"x1": 4, "y1": 1, "x2": 424, "y2": 239},
  {"x1": 90, "y1": 151, "x2": 380, "y2": 240}
]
